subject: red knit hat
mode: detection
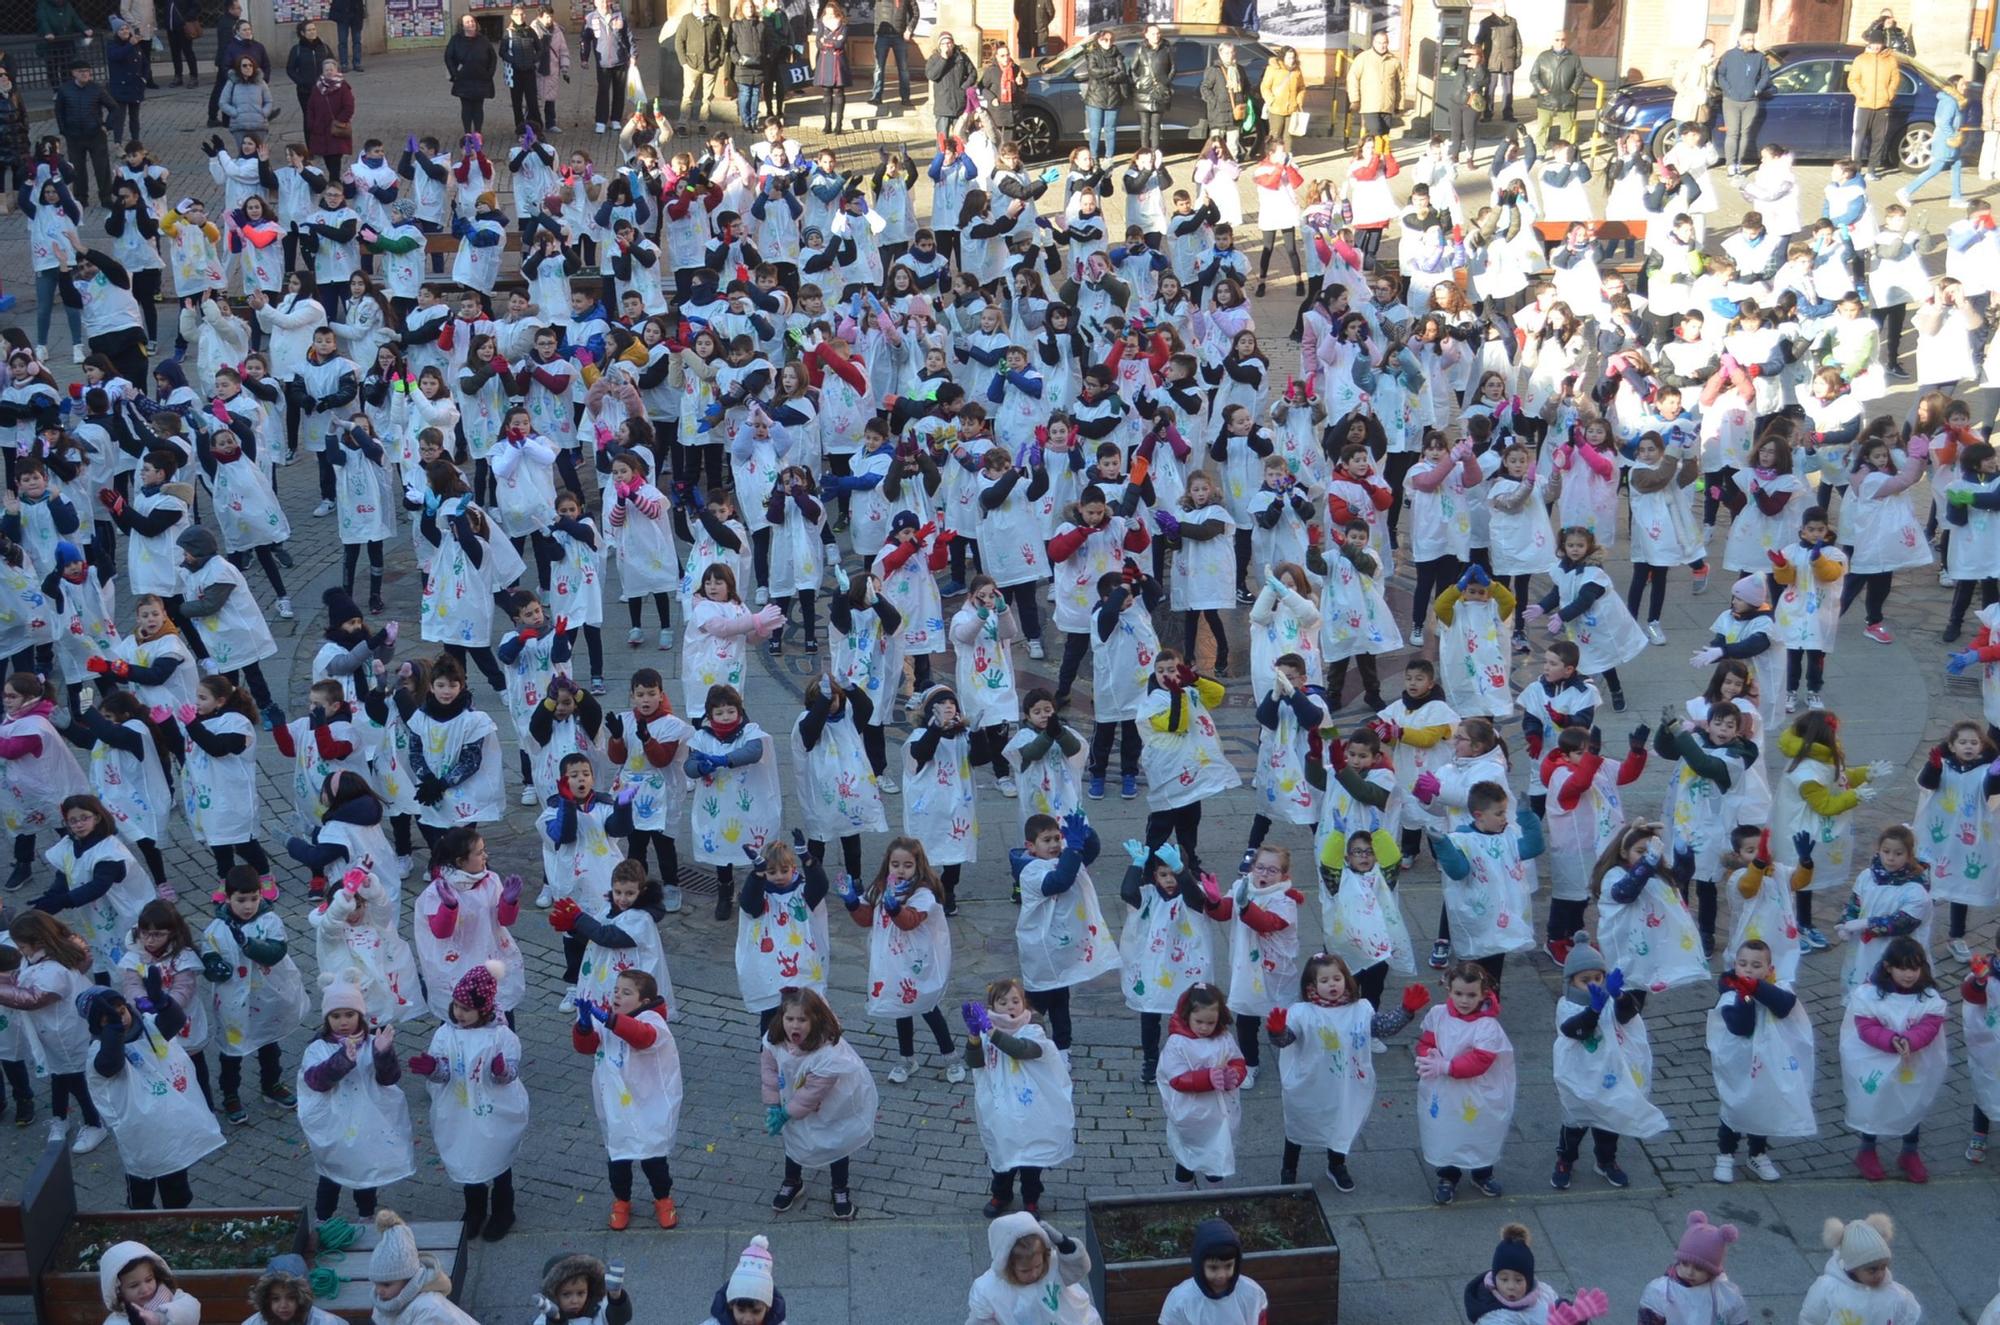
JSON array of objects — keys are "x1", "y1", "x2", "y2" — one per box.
[{"x1": 452, "y1": 959, "x2": 505, "y2": 1017}]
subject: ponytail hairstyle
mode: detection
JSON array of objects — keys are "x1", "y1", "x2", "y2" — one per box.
[
  {"x1": 1589, "y1": 823, "x2": 1661, "y2": 901},
  {"x1": 197, "y1": 673, "x2": 258, "y2": 724},
  {"x1": 1784, "y1": 710, "x2": 1845, "y2": 780}
]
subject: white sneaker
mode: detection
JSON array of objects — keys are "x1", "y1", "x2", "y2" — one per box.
[
  {"x1": 1027, "y1": 639, "x2": 1045, "y2": 660},
  {"x1": 1060, "y1": 1048, "x2": 1072, "y2": 1072},
  {"x1": 945, "y1": 1060, "x2": 967, "y2": 1084},
  {"x1": 557, "y1": 992, "x2": 576, "y2": 1012},
  {"x1": 1942, "y1": 568, "x2": 1956, "y2": 587},
  {"x1": 312, "y1": 499, "x2": 335, "y2": 517},
  {"x1": 46, "y1": 1118, "x2": 68, "y2": 1145},
  {"x1": 1806, "y1": 691, "x2": 1824, "y2": 710},
  {"x1": 876, "y1": 774, "x2": 899, "y2": 794},
  {"x1": 534, "y1": 885, "x2": 555, "y2": 908},
  {"x1": 396, "y1": 854, "x2": 415, "y2": 873},
  {"x1": 519, "y1": 785, "x2": 538, "y2": 806},
  {"x1": 1894, "y1": 188, "x2": 1913, "y2": 207},
  {"x1": 1746, "y1": 1154, "x2": 1781, "y2": 1182},
  {"x1": 755, "y1": 586, "x2": 770, "y2": 605},
  {"x1": 1241, "y1": 1065, "x2": 1259, "y2": 1090},
  {"x1": 1712, "y1": 1154, "x2": 1736, "y2": 1183},
  {"x1": 593, "y1": 121, "x2": 606, "y2": 133},
  {"x1": 1645, "y1": 622, "x2": 1667, "y2": 646},
  {"x1": 33, "y1": 345, "x2": 46, "y2": 361},
  {"x1": 627, "y1": 627, "x2": 644, "y2": 647},
  {"x1": 996, "y1": 774, "x2": 1018, "y2": 798},
  {"x1": 1952, "y1": 938, "x2": 1974, "y2": 963},
  {"x1": 1371, "y1": 1038, "x2": 1387, "y2": 1055},
  {"x1": 275, "y1": 596, "x2": 294, "y2": 620},
  {"x1": 71, "y1": 1125, "x2": 108, "y2": 1154},
  {"x1": 661, "y1": 884, "x2": 684, "y2": 914},
  {"x1": 888, "y1": 1056, "x2": 915, "y2": 1084},
  {"x1": 71, "y1": 344, "x2": 85, "y2": 365},
  {"x1": 1410, "y1": 625, "x2": 1425, "y2": 647},
  {"x1": 658, "y1": 627, "x2": 674, "y2": 650},
  {"x1": 200, "y1": 657, "x2": 221, "y2": 676}
]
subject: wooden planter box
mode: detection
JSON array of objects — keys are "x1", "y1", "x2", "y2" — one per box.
[
  {"x1": 1083, "y1": 1184, "x2": 1339, "y2": 1325},
  {"x1": 38, "y1": 1206, "x2": 312, "y2": 1325}
]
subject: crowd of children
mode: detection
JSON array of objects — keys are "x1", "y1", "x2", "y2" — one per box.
[{"x1": 9, "y1": 40, "x2": 2000, "y2": 1325}]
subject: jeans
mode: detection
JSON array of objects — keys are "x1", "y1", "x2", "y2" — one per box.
[
  {"x1": 336, "y1": 20, "x2": 363, "y2": 68},
  {"x1": 34, "y1": 267, "x2": 84, "y2": 350},
  {"x1": 64, "y1": 132, "x2": 111, "y2": 205},
  {"x1": 1085, "y1": 105, "x2": 1118, "y2": 162},
  {"x1": 1483, "y1": 69, "x2": 1515, "y2": 119},
  {"x1": 871, "y1": 31, "x2": 909, "y2": 104},
  {"x1": 1904, "y1": 154, "x2": 1964, "y2": 201},
  {"x1": 737, "y1": 78, "x2": 761, "y2": 127},
  {"x1": 1721, "y1": 98, "x2": 1759, "y2": 170}
]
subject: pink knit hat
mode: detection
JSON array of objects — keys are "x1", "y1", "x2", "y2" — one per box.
[
  {"x1": 1676, "y1": 1211, "x2": 1738, "y2": 1276},
  {"x1": 451, "y1": 959, "x2": 505, "y2": 1017},
  {"x1": 1730, "y1": 575, "x2": 1769, "y2": 609}
]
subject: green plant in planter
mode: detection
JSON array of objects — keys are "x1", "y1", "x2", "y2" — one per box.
[
  {"x1": 1094, "y1": 1194, "x2": 1326, "y2": 1265},
  {"x1": 57, "y1": 1215, "x2": 301, "y2": 1272}
]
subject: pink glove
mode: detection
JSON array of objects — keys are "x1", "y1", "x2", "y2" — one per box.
[
  {"x1": 751, "y1": 604, "x2": 786, "y2": 637},
  {"x1": 383, "y1": 620, "x2": 399, "y2": 645},
  {"x1": 406, "y1": 1052, "x2": 440, "y2": 1077},
  {"x1": 1545, "y1": 613, "x2": 1564, "y2": 635},
  {"x1": 1207, "y1": 1064, "x2": 1233, "y2": 1091},
  {"x1": 175, "y1": 703, "x2": 197, "y2": 725},
  {"x1": 1522, "y1": 604, "x2": 1545, "y2": 623},
  {"x1": 1551, "y1": 1289, "x2": 1610, "y2": 1325},
  {"x1": 148, "y1": 704, "x2": 173, "y2": 725},
  {"x1": 1413, "y1": 771, "x2": 1441, "y2": 805}
]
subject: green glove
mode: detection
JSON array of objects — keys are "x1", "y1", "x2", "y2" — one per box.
[{"x1": 1950, "y1": 488, "x2": 1977, "y2": 506}]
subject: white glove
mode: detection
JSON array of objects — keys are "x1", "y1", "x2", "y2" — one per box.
[
  {"x1": 1866, "y1": 760, "x2": 1895, "y2": 781},
  {"x1": 1037, "y1": 1220, "x2": 1066, "y2": 1250},
  {"x1": 1837, "y1": 919, "x2": 1867, "y2": 939},
  {"x1": 1690, "y1": 646, "x2": 1723, "y2": 667},
  {"x1": 1416, "y1": 1052, "x2": 1449, "y2": 1081},
  {"x1": 1855, "y1": 782, "x2": 1881, "y2": 802}
]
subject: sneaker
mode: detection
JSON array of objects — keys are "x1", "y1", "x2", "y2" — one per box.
[
  {"x1": 1432, "y1": 1177, "x2": 1457, "y2": 1204},
  {"x1": 276, "y1": 596, "x2": 294, "y2": 620},
  {"x1": 627, "y1": 628, "x2": 643, "y2": 647},
  {"x1": 1240, "y1": 1065, "x2": 1259, "y2": 1090},
  {"x1": 519, "y1": 785, "x2": 538, "y2": 806},
  {"x1": 71, "y1": 1125, "x2": 107, "y2": 1154},
  {"x1": 1969, "y1": 1134, "x2": 1989, "y2": 1163},
  {"x1": 1691, "y1": 566, "x2": 1711, "y2": 594},
  {"x1": 312, "y1": 499, "x2": 335, "y2": 517},
  {"x1": 1471, "y1": 1173, "x2": 1503, "y2": 1198},
  {"x1": 1864, "y1": 622, "x2": 1894, "y2": 645},
  {"x1": 1429, "y1": 939, "x2": 1451, "y2": 969},
  {"x1": 534, "y1": 885, "x2": 555, "y2": 908},
  {"x1": 1645, "y1": 622, "x2": 1668, "y2": 646},
  {"x1": 1087, "y1": 775, "x2": 1106, "y2": 800},
  {"x1": 1747, "y1": 1154, "x2": 1782, "y2": 1181},
  {"x1": 1237, "y1": 588, "x2": 1257, "y2": 605},
  {"x1": 46, "y1": 1118, "x2": 68, "y2": 1145},
  {"x1": 1593, "y1": 1160, "x2": 1629, "y2": 1188},
  {"x1": 939, "y1": 579, "x2": 967, "y2": 597},
  {"x1": 1942, "y1": 568, "x2": 1957, "y2": 587},
  {"x1": 368, "y1": 597, "x2": 387, "y2": 615},
  {"x1": 71, "y1": 344, "x2": 85, "y2": 366},
  {"x1": 766, "y1": 636, "x2": 783, "y2": 655},
  {"x1": 1855, "y1": 1148, "x2": 1886, "y2": 1181},
  {"x1": 1544, "y1": 937, "x2": 1572, "y2": 965},
  {"x1": 876, "y1": 774, "x2": 899, "y2": 795},
  {"x1": 12, "y1": 1102, "x2": 32, "y2": 1127},
  {"x1": 1886, "y1": 366, "x2": 1912, "y2": 382},
  {"x1": 982, "y1": 1195, "x2": 1010, "y2": 1217},
  {"x1": 4, "y1": 861, "x2": 30, "y2": 892},
  {"x1": 658, "y1": 628, "x2": 674, "y2": 650},
  {"x1": 661, "y1": 884, "x2": 684, "y2": 914},
  {"x1": 1806, "y1": 691, "x2": 1824, "y2": 710},
  {"x1": 803, "y1": 638, "x2": 819, "y2": 654},
  {"x1": 1550, "y1": 1159, "x2": 1572, "y2": 1190},
  {"x1": 832, "y1": 1190, "x2": 856, "y2": 1220},
  {"x1": 945, "y1": 1060, "x2": 967, "y2": 1084},
  {"x1": 1202, "y1": 1175, "x2": 1225, "y2": 1188},
  {"x1": 1121, "y1": 774, "x2": 1139, "y2": 799},
  {"x1": 590, "y1": 676, "x2": 606, "y2": 695},
  {"x1": 771, "y1": 1182, "x2": 802, "y2": 1212},
  {"x1": 1512, "y1": 631, "x2": 1530, "y2": 653},
  {"x1": 1898, "y1": 1150, "x2": 1929, "y2": 1183},
  {"x1": 1140, "y1": 1058, "x2": 1158, "y2": 1083},
  {"x1": 1327, "y1": 1161, "x2": 1355, "y2": 1192},
  {"x1": 1610, "y1": 691, "x2": 1627, "y2": 713},
  {"x1": 1371, "y1": 1038, "x2": 1387, "y2": 1055},
  {"x1": 608, "y1": 1199, "x2": 632, "y2": 1231},
  {"x1": 1801, "y1": 927, "x2": 1831, "y2": 952},
  {"x1": 1945, "y1": 622, "x2": 1965, "y2": 644},
  {"x1": 1713, "y1": 1155, "x2": 1736, "y2": 1183},
  {"x1": 1173, "y1": 1171, "x2": 1196, "y2": 1190},
  {"x1": 1027, "y1": 639, "x2": 1045, "y2": 660},
  {"x1": 1410, "y1": 626, "x2": 1425, "y2": 647},
  {"x1": 1952, "y1": 938, "x2": 1973, "y2": 964},
  {"x1": 996, "y1": 775, "x2": 1018, "y2": 798},
  {"x1": 755, "y1": 586, "x2": 770, "y2": 605},
  {"x1": 594, "y1": 121, "x2": 607, "y2": 133},
  {"x1": 888, "y1": 1056, "x2": 915, "y2": 1084},
  {"x1": 263, "y1": 1084, "x2": 297, "y2": 1107},
  {"x1": 1784, "y1": 691, "x2": 1799, "y2": 714},
  {"x1": 654, "y1": 1197, "x2": 678, "y2": 1229}
]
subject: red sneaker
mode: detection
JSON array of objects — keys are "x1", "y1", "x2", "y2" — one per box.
[
  {"x1": 1864, "y1": 623, "x2": 1894, "y2": 645},
  {"x1": 1855, "y1": 1149, "x2": 1887, "y2": 1181},
  {"x1": 1897, "y1": 1150, "x2": 1929, "y2": 1184},
  {"x1": 1544, "y1": 938, "x2": 1572, "y2": 965}
]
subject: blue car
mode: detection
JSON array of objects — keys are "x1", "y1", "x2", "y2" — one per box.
[{"x1": 1597, "y1": 42, "x2": 1980, "y2": 170}]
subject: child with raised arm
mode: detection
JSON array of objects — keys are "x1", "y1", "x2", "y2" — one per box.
[{"x1": 962, "y1": 976, "x2": 1076, "y2": 1219}]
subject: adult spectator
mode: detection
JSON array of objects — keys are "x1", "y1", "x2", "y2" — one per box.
[
  {"x1": 812, "y1": 1, "x2": 849, "y2": 136},
  {"x1": 328, "y1": 0, "x2": 366, "y2": 73},
  {"x1": 870, "y1": 0, "x2": 916, "y2": 112},
  {"x1": 205, "y1": 0, "x2": 243, "y2": 122},
  {"x1": 40, "y1": 0, "x2": 93, "y2": 86},
  {"x1": 0, "y1": 69, "x2": 30, "y2": 215},
  {"x1": 52, "y1": 61, "x2": 114, "y2": 207},
  {"x1": 1715, "y1": 29, "x2": 1771, "y2": 175},
  {"x1": 1019, "y1": 0, "x2": 1052, "y2": 58},
  {"x1": 218, "y1": 54, "x2": 275, "y2": 138},
  {"x1": 1670, "y1": 40, "x2": 1716, "y2": 127},
  {"x1": 1201, "y1": 40, "x2": 1251, "y2": 157},
  {"x1": 1078, "y1": 29, "x2": 1130, "y2": 164},
  {"x1": 976, "y1": 42, "x2": 1022, "y2": 139},
  {"x1": 925, "y1": 31, "x2": 976, "y2": 140},
  {"x1": 1863, "y1": 7, "x2": 1915, "y2": 55},
  {"x1": 758, "y1": 3, "x2": 794, "y2": 123},
  {"x1": 1128, "y1": 24, "x2": 1173, "y2": 152},
  {"x1": 1346, "y1": 30, "x2": 1403, "y2": 153},
  {"x1": 728, "y1": 0, "x2": 772, "y2": 129},
  {"x1": 305, "y1": 60, "x2": 355, "y2": 174},
  {"x1": 1898, "y1": 71, "x2": 1965, "y2": 204},
  {"x1": 1473, "y1": 0, "x2": 1520, "y2": 122},
  {"x1": 1261, "y1": 45, "x2": 1305, "y2": 152},
  {"x1": 220, "y1": 19, "x2": 271, "y2": 82},
  {"x1": 581, "y1": 0, "x2": 633, "y2": 134},
  {"x1": 501, "y1": 4, "x2": 543, "y2": 134},
  {"x1": 287, "y1": 20, "x2": 335, "y2": 116},
  {"x1": 443, "y1": 15, "x2": 498, "y2": 136},
  {"x1": 674, "y1": 0, "x2": 726, "y2": 134},
  {"x1": 531, "y1": 8, "x2": 571, "y2": 133},
  {"x1": 1847, "y1": 33, "x2": 1900, "y2": 180},
  {"x1": 160, "y1": 0, "x2": 198, "y2": 87},
  {"x1": 1528, "y1": 29, "x2": 1585, "y2": 147},
  {"x1": 104, "y1": 24, "x2": 147, "y2": 142}
]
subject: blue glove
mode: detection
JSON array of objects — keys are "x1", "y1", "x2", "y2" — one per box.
[
  {"x1": 961, "y1": 1000, "x2": 991, "y2": 1036},
  {"x1": 1156, "y1": 842, "x2": 1184, "y2": 872},
  {"x1": 1122, "y1": 838, "x2": 1149, "y2": 868},
  {"x1": 1604, "y1": 969, "x2": 1625, "y2": 1000},
  {"x1": 765, "y1": 1103, "x2": 788, "y2": 1135},
  {"x1": 1587, "y1": 980, "x2": 1609, "y2": 1013},
  {"x1": 1060, "y1": 812, "x2": 1090, "y2": 853},
  {"x1": 575, "y1": 1000, "x2": 594, "y2": 1036},
  {"x1": 836, "y1": 875, "x2": 864, "y2": 910},
  {"x1": 1948, "y1": 649, "x2": 1981, "y2": 675},
  {"x1": 1792, "y1": 829, "x2": 1815, "y2": 867},
  {"x1": 1040, "y1": 166, "x2": 1063, "y2": 184},
  {"x1": 881, "y1": 883, "x2": 907, "y2": 917}
]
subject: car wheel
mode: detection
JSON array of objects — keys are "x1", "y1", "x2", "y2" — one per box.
[
  {"x1": 1898, "y1": 122, "x2": 1933, "y2": 171},
  {"x1": 1647, "y1": 121, "x2": 1680, "y2": 161},
  {"x1": 1014, "y1": 107, "x2": 1059, "y2": 162}
]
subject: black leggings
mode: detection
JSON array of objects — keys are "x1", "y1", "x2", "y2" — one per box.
[
  {"x1": 820, "y1": 86, "x2": 846, "y2": 128},
  {"x1": 1857, "y1": 1128, "x2": 1921, "y2": 1150},
  {"x1": 777, "y1": 589, "x2": 819, "y2": 642},
  {"x1": 231, "y1": 545, "x2": 289, "y2": 599},
  {"x1": 608, "y1": 1155, "x2": 672, "y2": 1200},
  {"x1": 806, "y1": 833, "x2": 862, "y2": 881},
  {"x1": 1411, "y1": 555, "x2": 1460, "y2": 629},
  {"x1": 1182, "y1": 609, "x2": 1229, "y2": 669},
  {"x1": 1143, "y1": 802, "x2": 1202, "y2": 864},
  {"x1": 225, "y1": 661, "x2": 275, "y2": 709},
  {"x1": 1873, "y1": 302, "x2": 1907, "y2": 368},
  {"x1": 50, "y1": 1071, "x2": 100, "y2": 1126},
  {"x1": 627, "y1": 828, "x2": 680, "y2": 888},
  {"x1": 342, "y1": 540, "x2": 385, "y2": 598},
  {"x1": 1001, "y1": 582, "x2": 1042, "y2": 642},
  {"x1": 1235, "y1": 1015, "x2": 1261, "y2": 1068},
  {"x1": 990, "y1": 1165, "x2": 1043, "y2": 1202},
  {"x1": 627, "y1": 592, "x2": 674, "y2": 631},
  {"x1": 128, "y1": 1168, "x2": 194, "y2": 1210},
  {"x1": 1715, "y1": 1123, "x2": 1767, "y2": 1156},
  {"x1": 1283, "y1": 1141, "x2": 1346, "y2": 1175},
  {"x1": 1258, "y1": 229, "x2": 1301, "y2": 283},
  {"x1": 212, "y1": 839, "x2": 273, "y2": 878},
  {"x1": 315, "y1": 1174, "x2": 379, "y2": 1220},
  {"x1": 219, "y1": 1041, "x2": 284, "y2": 1096},
  {"x1": 444, "y1": 643, "x2": 505, "y2": 690},
  {"x1": 783, "y1": 1155, "x2": 850, "y2": 1188},
  {"x1": 1557, "y1": 1125, "x2": 1620, "y2": 1165},
  {"x1": 594, "y1": 65, "x2": 629, "y2": 125},
  {"x1": 1784, "y1": 649, "x2": 1825, "y2": 694},
  {"x1": 896, "y1": 1007, "x2": 956, "y2": 1058},
  {"x1": 1626, "y1": 563, "x2": 1671, "y2": 622},
  {"x1": 1025, "y1": 985, "x2": 1073, "y2": 1050},
  {"x1": 1137, "y1": 110, "x2": 1164, "y2": 151},
  {"x1": 1055, "y1": 631, "x2": 1090, "y2": 699},
  {"x1": 458, "y1": 95, "x2": 486, "y2": 134},
  {"x1": 1839, "y1": 570, "x2": 1895, "y2": 625},
  {"x1": 1949, "y1": 577, "x2": 1999, "y2": 628}
]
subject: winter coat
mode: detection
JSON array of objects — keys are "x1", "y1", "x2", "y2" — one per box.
[
  {"x1": 1715, "y1": 47, "x2": 1771, "y2": 102},
  {"x1": 287, "y1": 34, "x2": 335, "y2": 93},
  {"x1": 926, "y1": 46, "x2": 977, "y2": 119},
  {"x1": 581, "y1": 7, "x2": 633, "y2": 69},
  {"x1": 1261, "y1": 62, "x2": 1305, "y2": 117},
  {"x1": 1846, "y1": 48, "x2": 1900, "y2": 110},
  {"x1": 534, "y1": 23, "x2": 569, "y2": 104},
  {"x1": 1529, "y1": 47, "x2": 1585, "y2": 111},
  {"x1": 52, "y1": 79, "x2": 114, "y2": 140},
  {"x1": 221, "y1": 36, "x2": 271, "y2": 80},
  {"x1": 674, "y1": 13, "x2": 726, "y2": 74},
  {"x1": 500, "y1": 21, "x2": 541, "y2": 73},
  {"x1": 1080, "y1": 41, "x2": 1131, "y2": 112},
  {"x1": 37, "y1": 0, "x2": 86, "y2": 40},
  {"x1": 1476, "y1": 14, "x2": 1521, "y2": 72},
  {"x1": 443, "y1": 30, "x2": 498, "y2": 100},
  {"x1": 729, "y1": 17, "x2": 770, "y2": 77},
  {"x1": 1129, "y1": 39, "x2": 1173, "y2": 114},
  {"x1": 976, "y1": 58, "x2": 1023, "y2": 129},
  {"x1": 1200, "y1": 57, "x2": 1249, "y2": 126},
  {"x1": 1346, "y1": 49, "x2": 1403, "y2": 115},
  {"x1": 874, "y1": 0, "x2": 917, "y2": 37},
  {"x1": 0, "y1": 88, "x2": 28, "y2": 170},
  {"x1": 219, "y1": 71, "x2": 275, "y2": 134},
  {"x1": 105, "y1": 38, "x2": 147, "y2": 105},
  {"x1": 305, "y1": 77, "x2": 355, "y2": 157},
  {"x1": 1670, "y1": 52, "x2": 1715, "y2": 122},
  {"x1": 327, "y1": 0, "x2": 366, "y2": 24}
]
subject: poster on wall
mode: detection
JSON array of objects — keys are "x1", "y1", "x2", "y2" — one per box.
[
  {"x1": 1259, "y1": 0, "x2": 1382, "y2": 49},
  {"x1": 385, "y1": 0, "x2": 448, "y2": 44},
  {"x1": 1077, "y1": 0, "x2": 1122, "y2": 31},
  {"x1": 1139, "y1": 0, "x2": 1176, "y2": 21},
  {"x1": 274, "y1": 0, "x2": 330, "y2": 21}
]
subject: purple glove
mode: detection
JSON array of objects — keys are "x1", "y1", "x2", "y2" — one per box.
[
  {"x1": 499, "y1": 874, "x2": 524, "y2": 908},
  {"x1": 1154, "y1": 509, "x2": 1181, "y2": 538},
  {"x1": 432, "y1": 874, "x2": 459, "y2": 908},
  {"x1": 961, "y1": 1000, "x2": 991, "y2": 1036},
  {"x1": 1413, "y1": 771, "x2": 1441, "y2": 804},
  {"x1": 615, "y1": 785, "x2": 638, "y2": 807}
]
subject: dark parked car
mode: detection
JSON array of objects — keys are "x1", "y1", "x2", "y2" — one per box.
[
  {"x1": 1007, "y1": 25, "x2": 1274, "y2": 161},
  {"x1": 1599, "y1": 42, "x2": 1981, "y2": 170}
]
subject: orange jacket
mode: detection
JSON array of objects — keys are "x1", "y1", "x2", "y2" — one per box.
[{"x1": 1846, "y1": 49, "x2": 1900, "y2": 110}]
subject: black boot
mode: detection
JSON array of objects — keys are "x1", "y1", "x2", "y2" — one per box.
[
  {"x1": 481, "y1": 1172, "x2": 515, "y2": 1241},
  {"x1": 461, "y1": 1182, "x2": 488, "y2": 1240}
]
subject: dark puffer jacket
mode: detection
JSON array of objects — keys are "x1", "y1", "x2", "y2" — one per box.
[
  {"x1": 1080, "y1": 39, "x2": 1131, "y2": 111},
  {"x1": 1129, "y1": 38, "x2": 1173, "y2": 114}
]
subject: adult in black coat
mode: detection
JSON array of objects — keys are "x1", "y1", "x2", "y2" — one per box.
[
  {"x1": 444, "y1": 14, "x2": 499, "y2": 135},
  {"x1": 327, "y1": 0, "x2": 368, "y2": 72},
  {"x1": 286, "y1": 20, "x2": 335, "y2": 115},
  {"x1": 924, "y1": 33, "x2": 976, "y2": 137},
  {"x1": 1128, "y1": 24, "x2": 1173, "y2": 151}
]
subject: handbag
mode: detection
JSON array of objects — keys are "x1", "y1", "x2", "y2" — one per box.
[
  {"x1": 332, "y1": 118, "x2": 352, "y2": 136},
  {"x1": 783, "y1": 57, "x2": 810, "y2": 88},
  {"x1": 181, "y1": 17, "x2": 202, "y2": 40}
]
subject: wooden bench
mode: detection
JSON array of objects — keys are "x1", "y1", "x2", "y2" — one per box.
[
  {"x1": 316, "y1": 1218, "x2": 468, "y2": 1322},
  {"x1": 420, "y1": 231, "x2": 531, "y2": 292},
  {"x1": 1532, "y1": 219, "x2": 1649, "y2": 277}
]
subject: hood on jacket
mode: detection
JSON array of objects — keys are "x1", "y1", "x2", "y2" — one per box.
[
  {"x1": 153, "y1": 359, "x2": 189, "y2": 395},
  {"x1": 986, "y1": 1210, "x2": 1054, "y2": 1283},
  {"x1": 1776, "y1": 730, "x2": 1838, "y2": 765},
  {"x1": 323, "y1": 784, "x2": 384, "y2": 829},
  {"x1": 8, "y1": 697, "x2": 56, "y2": 724},
  {"x1": 1447, "y1": 991, "x2": 1502, "y2": 1023},
  {"x1": 176, "y1": 524, "x2": 219, "y2": 564},
  {"x1": 252, "y1": 1257, "x2": 315, "y2": 1321},
  {"x1": 540, "y1": 1253, "x2": 606, "y2": 1320},
  {"x1": 1189, "y1": 1218, "x2": 1242, "y2": 1299},
  {"x1": 99, "y1": 1242, "x2": 177, "y2": 1311}
]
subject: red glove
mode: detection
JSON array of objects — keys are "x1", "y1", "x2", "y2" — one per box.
[
  {"x1": 406, "y1": 1053, "x2": 439, "y2": 1077},
  {"x1": 85, "y1": 656, "x2": 110, "y2": 674},
  {"x1": 1401, "y1": 983, "x2": 1432, "y2": 1014},
  {"x1": 1175, "y1": 664, "x2": 1198, "y2": 690},
  {"x1": 553, "y1": 615, "x2": 568, "y2": 637},
  {"x1": 1265, "y1": 1007, "x2": 1288, "y2": 1037},
  {"x1": 549, "y1": 898, "x2": 583, "y2": 932},
  {"x1": 490, "y1": 1053, "x2": 507, "y2": 1077},
  {"x1": 1752, "y1": 828, "x2": 1772, "y2": 872},
  {"x1": 1766, "y1": 549, "x2": 1787, "y2": 569}
]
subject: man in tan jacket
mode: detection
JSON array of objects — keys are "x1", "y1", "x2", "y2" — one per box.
[
  {"x1": 1346, "y1": 29, "x2": 1403, "y2": 154},
  {"x1": 1846, "y1": 35, "x2": 1900, "y2": 178}
]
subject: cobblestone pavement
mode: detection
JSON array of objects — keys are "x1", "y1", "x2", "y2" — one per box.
[{"x1": 3, "y1": 43, "x2": 2000, "y2": 1325}]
